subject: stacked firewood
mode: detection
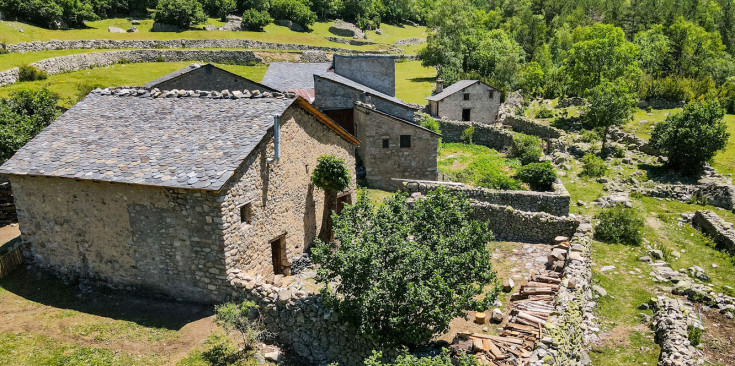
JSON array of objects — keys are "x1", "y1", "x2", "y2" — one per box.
[{"x1": 452, "y1": 239, "x2": 569, "y2": 365}]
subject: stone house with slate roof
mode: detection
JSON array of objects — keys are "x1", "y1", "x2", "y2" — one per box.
[
  {"x1": 0, "y1": 87, "x2": 358, "y2": 303},
  {"x1": 144, "y1": 63, "x2": 277, "y2": 93},
  {"x1": 427, "y1": 80, "x2": 501, "y2": 124}
]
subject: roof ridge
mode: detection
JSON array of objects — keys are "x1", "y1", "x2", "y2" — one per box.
[{"x1": 92, "y1": 87, "x2": 297, "y2": 100}]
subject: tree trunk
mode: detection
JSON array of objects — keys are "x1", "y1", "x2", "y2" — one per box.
[
  {"x1": 318, "y1": 190, "x2": 337, "y2": 243},
  {"x1": 601, "y1": 125, "x2": 609, "y2": 157}
]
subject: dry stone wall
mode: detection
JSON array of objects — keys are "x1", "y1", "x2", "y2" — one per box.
[
  {"x1": 634, "y1": 182, "x2": 735, "y2": 211},
  {"x1": 503, "y1": 115, "x2": 563, "y2": 139},
  {"x1": 653, "y1": 297, "x2": 703, "y2": 366},
  {"x1": 470, "y1": 202, "x2": 578, "y2": 243},
  {"x1": 0, "y1": 176, "x2": 16, "y2": 226},
  {"x1": 692, "y1": 210, "x2": 735, "y2": 255},
  {"x1": 436, "y1": 118, "x2": 515, "y2": 151}
]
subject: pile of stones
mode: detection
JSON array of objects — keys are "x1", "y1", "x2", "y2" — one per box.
[
  {"x1": 92, "y1": 87, "x2": 295, "y2": 100},
  {"x1": 653, "y1": 296, "x2": 705, "y2": 366}
]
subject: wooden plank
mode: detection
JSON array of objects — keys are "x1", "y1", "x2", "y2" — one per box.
[{"x1": 483, "y1": 339, "x2": 504, "y2": 359}]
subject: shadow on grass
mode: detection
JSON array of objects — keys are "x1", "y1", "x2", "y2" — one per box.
[
  {"x1": 409, "y1": 76, "x2": 435, "y2": 83},
  {"x1": 637, "y1": 163, "x2": 701, "y2": 185},
  {"x1": 0, "y1": 266, "x2": 212, "y2": 331}
]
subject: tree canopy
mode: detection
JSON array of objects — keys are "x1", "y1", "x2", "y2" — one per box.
[{"x1": 0, "y1": 88, "x2": 60, "y2": 164}]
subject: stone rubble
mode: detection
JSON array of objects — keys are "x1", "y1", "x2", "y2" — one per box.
[
  {"x1": 692, "y1": 210, "x2": 735, "y2": 255},
  {"x1": 653, "y1": 296, "x2": 705, "y2": 366}
]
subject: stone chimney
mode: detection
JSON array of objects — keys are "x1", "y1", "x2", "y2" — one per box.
[
  {"x1": 358, "y1": 92, "x2": 374, "y2": 108},
  {"x1": 434, "y1": 79, "x2": 444, "y2": 94}
]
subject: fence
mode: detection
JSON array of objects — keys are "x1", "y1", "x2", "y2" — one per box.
[{"x1": 0, "y1": 238, "x2": 23, "y2": 278}]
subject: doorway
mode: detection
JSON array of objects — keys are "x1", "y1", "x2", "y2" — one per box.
[{"x1": 270, "y1": 236, "x2": 288, "y2": 275}]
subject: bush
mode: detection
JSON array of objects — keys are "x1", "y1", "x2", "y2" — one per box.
[
  {"x1": 17, "y1": 65, "x2": 48, "y2": 82},
  {"x1": 510, "y1": 134, "x2": 543, "y2": 165},
  {"x1": 214, "y1": 301, "x2": 263, "y2": 350},
  {"x1": 364, "y1": 349, "x2": 479, "y2": 366},
  {"x1": 0, "y1": 88, "x2": 60, "y2": 164},
  {"x1": 516, "y1": 161, "x2": 557, "y2": 191},
  {"x1": 461, "y1": 126, "x2": 475, "y2": 144},
  {"x1": 419, "y1": 115, "x2": 441, "y2": 134},
  {"x1": 240, "y1": 8, "x2": 272, "y2": 30},
  {"x1": 594, "y1": 205, "x2": 644, "y2": 246},
  {"x1": 687, "y1": 325, "x2": 704, "y2": 347},
  {"x1": 311, "y1": 190, "x2": 498, "y2": 347},
  {"x1": 154, "y1": 0, "x2": 207, "y2": 29},
  {"x1": 580, "y1": 153, "x2": 607, "y2": 177},
  {"x1": 535, "y1": 107, "x2": 554, "y2": 119},
  {"x1": 269, "y1": 0, "x2": 316, "y2": 28},
  {"x1": 202, "y1": 0, "x2": 236, "y2": 21},
  {"x1": 719, "y1": 77, "x2": 735, "y2": 113},
  {"x1": 649, "y1": 97, "x2": 729, "y2": 176}
]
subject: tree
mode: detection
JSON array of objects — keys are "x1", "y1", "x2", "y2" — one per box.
[
  {"x1": 0, "y1": 88, "x2": 60, "y2": 164},
  {"x1": 516, "y1": 61, "x2": 545, "y2": 97},
  {"x1": 467, "y1": 29, "x2": 525, "y2": 90},
  {"x1": 311, "y1": 190, "x2": 498, "y2": 347},
  {"x1": 582, "y1": 79, "x2": 637, "y2": 154},
  {"x1": 634, "y1": 25, "x2": 671, "y2": 77},
  {"x1": 202, "y1": 0, "x2": 236, "y2": 21},
  {"x1": 269, "y1": 0, "x2": 317, "y2": 29},
  {"x1": 650, "y1": 97, "x2": 730, "y2": 176},
  {"x1": 154, "y1": 0, "x2": 207, "y2": 29},
  {"x1": 562, "y1": 24, "x2": 640, "y2": 95},
  {"x1": 240, "y1": 8, "x2": 272, "y2": 30},
  {"x1": 667, "y1": 17, "x2": 726, "y2": 77},
  {"x1": 311, "y1": 155, "x2": 351, "y2": 243}
]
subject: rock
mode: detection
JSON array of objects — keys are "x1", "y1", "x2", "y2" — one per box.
[
  {"x1": 152, "y1": 22, "x2": 182, "y2": 32},
  {"x1": 592, "y1": 285, "x2": 607, "y2": 298},
  {"x1": 131, "y1": 20, "x2": 141, "y2": 25},
  {"x1": 127, "y1": 26, "x2": 138, "y2": 33},
  {"x1": 491, "y1": 308, "x2": 504, "y2": 323},
  {"x1": 328, "y1": 20, "x2": 365, "y2": 39},
  {"x1": 600, "y1": 265, "x2": 616, "y2": 273},
  {"x1": 639, "y1": 256, "x2": 652, "y2": 262},
  {"x1": 274, "y1": 19, "x2": 305, "y2": 32},
  {"x1": 554, "y1": 236, "x2": 569, "y2": 244},
  {"x1": 254, "y1": 353, "x2": 266, "y2": 364},
  {"x1": 502, "y1": 278, "x2": 515, "y2": 292},
  {"x1": 264, "y1": 351, "x2": 281, "y2": 362},
  {"x1": 639, "y1": 313, "x2": 651, "y2": 322},
  {"x1": 108, "y1": 26, "x2": 126, "y2": 33},
  {"x1": 568, "y1": 252, "x2": 583, "y2": 262},
  {"x1": 649, "y1": 250, "x2": 664, "y2": 260}
]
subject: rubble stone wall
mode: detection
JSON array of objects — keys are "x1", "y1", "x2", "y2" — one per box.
[
  {"x1": 436, "y1": 118, "x2": 515, "y2": 151},
  {"x1": 503, "y1": 115, "x2": 563, "y2": 139},
  {"x1": 470, "y1": 203, "x2": 578, "y2": 243},
  {"x1": 653, "y1": 297, "x2": 701, "y2": 366},
  {"x1": 0, "y1": 176, "x2": 16, "y2": 226},
  {"x1": 692, "y1": 210, "x2": 735, "y2": 255}
]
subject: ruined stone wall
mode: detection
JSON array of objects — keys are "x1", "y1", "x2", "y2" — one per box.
[
  {"x1": 333, "y1": 54, "x2": 396, "y2": 97},
  {"x1": 219, "y1": 103, "x2": 356, "y2": 277},
  {"x1": 313, "y1": 76, "x2": 417, "y2": 121},
  {"x1": 9, "y1": 176, "x2": 228, "y2": 302},
  {"x1": 653, "y1": 297, "x2": 703, "y2": 366},
  {"x1": 151, "y1": 65, "x2": 270, "y2": 91},
  {"x1": 0, "y1": 175, "x2": 16, "y2": 226},
  {"x1": 434, "y1": 82, "x2": 501, "y2": 124},
  {"x1": 692, "y1": 210, "x2": 735, "y2": 255},
  {"x1": 470, "y1": 203, "x2": 578, "y2": 243},
  {"x1": 404, "y1": 180, "x2": 571, "y2": 216},
  {"x1": 503, "y1": 115, "x2": 563, "y2": 139},
  {"x1": 436, "y1": 118, "x2": 515, "y2": 151},
  {"x1": 354, "y1": 105, "x2": 439, "y2": 191}
]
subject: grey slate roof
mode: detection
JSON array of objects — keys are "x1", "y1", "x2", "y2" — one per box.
[
  {"x1": 261, "y1": 62, "x2": 331, "y2": 90},
  {"x1": 426, "y1": 80, "x2": 488, "y2": 101},
  {"x1": 0, "y1": 89, "x2": 295, "y2": 191},
  {"x1": 144, "y1": 63, "x2": 203, "y2": 88},
  {"x1": 314, "y1": 72, "x2": 412, "y2": 108}
]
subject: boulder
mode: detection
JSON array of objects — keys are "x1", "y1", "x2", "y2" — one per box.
[
  {"x1": 127, "y1": 26, "x2": 138, "y2": 33},
  {"x1": 491, "y1": 308, "x2": 504, "y2": 323},
  {"x1": 131, "y1": 20, "x2": 141, "y2": 25},
  {"x1": 274, "y1": 19, "x2": 305, "y2": 32},
  {"x1": 108, "y1": 26, "x2": 126, "y2": 33},
  {"x1": 152, "y1": 22, "x2": 182, "y2": 32},
  {"x1": 592, "y1": 285, "x2": 607, "y2": 297},
  {"x1": 328, "y1": 20, "x2": 364, "y2": 39}
]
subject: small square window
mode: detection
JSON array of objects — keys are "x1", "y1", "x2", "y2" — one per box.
[
  {"x1": 382, "y1": 138, "x2": 390, "y2": 148},
  {"x1": 463, "y1": 93, "x2": 470, "y2": 100},
  {"x1": 400, "y1": 135, "x2": 411, "y2": 148},
  {"x1": 240, "y1": 203, "x2": 252, "y2": 224},
  {"x1": 462, "y1": 109, "x2": 471, "y2": 121},
  {"x1": 489, "y1": 90, "x2": 494, "y2": 99}
]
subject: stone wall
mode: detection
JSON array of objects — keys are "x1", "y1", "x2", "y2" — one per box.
[
  {"x1": 503, "y1": 115, "x2": 563, "y2": 139},
  {"x1": 403, "y1": 180, "x2": 571, "y2": 216},
  {"x1": 692, "y1": 210, "x2": 735, "y2": 255},
  {"x1": 470, "y1": 203, "x2": 578, "y2": 243},
  {"x1": 10, "y1": 175, "x2": 229, "y2": 302},
  {"x1": 608, "y1": 127, "x2": 661, "y2": 156},
  {"x1": 0, "y1": 67, "x2": 19, "y2": 87},
  {"x1": 634, "y1": 182, "x2": 735, "y2": 211},
  {"x1": 354, "y1": 104, "x2": 439, "y2": 190},
  {"x1": 149, "y1": 64, "x2": 272, "y2": 91},
  {"x1": 652, "y1": 296, "x2": 702, "y2": 366},
  {"x1": 436, "y1": 118, "x2": 515, "y2": 151},
  {"x1": 0, "y1": 176, "x2": 16, "y2": 226},
  {"x1": 432, "y1": 82, "x2": 501, "y2": 124},
  {"x1": 313, "y1": 75, "x2": 417, "y2": 121},
  {"x1": 333, "y1": 54, "x2": 396, "y2": 97},
  {"x1": 219, "y1": 103, "x2": 357, "y2": 277}
]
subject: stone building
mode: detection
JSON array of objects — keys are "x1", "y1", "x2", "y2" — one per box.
[
  {"x1": 354, "y1": 103, "x2": 440, "y2": 190},
  {"x1": 331, "y1": 54, "x2": 396, "y2": 97},
  {"x1": 0, "y1": 88, "x2": 358, "y2": 303},
  {"x1": 426, "y1": 80, "x2": 501, "y2": 124},
  {"x1": 144, "y1": 63, "x2": 277, "y2": 93},
  {"x1": 261, "y1": 62, "x2": 331, "y2": 103}
]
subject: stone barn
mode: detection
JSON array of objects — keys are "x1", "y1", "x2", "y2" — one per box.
[
  {"x1": 144, "y1": 63, "x2": 277, "y2": 93},
  {"x1": 0, "y1": 88, "x2": 358, "y2": 303},
  {"x1": 426, "y1": 80, "x2": 501, "y2": 124}
]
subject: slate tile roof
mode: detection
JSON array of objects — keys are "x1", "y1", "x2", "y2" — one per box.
[
  {"x1": 144, "y1": 63, "x2": 203, "y2": 88},
  {"x1": 261, "y1": 62, "x2": 331, "y2": 90},
  {"x1": 314, "y1": 72, "x2": 413, "y2": 108},
  {"x1": 426, "y1": 80, "x2": 489, "y2": 101},
  {"x1": 0, "y1": 88, "x2": 296, "y2": 191}
]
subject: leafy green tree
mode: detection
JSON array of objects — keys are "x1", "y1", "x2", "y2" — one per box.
[
  {"x1": 634, "y1": 25, "x2": 671, "y2": 77},
  {"x1": 0, "y1": 88, "x2": 60, "y2": 164},
  {"x1": 562, "y1": 24, "x2": 640, "y2": 95},
  {"x1": 311, "y1": 0, "x2": 342, "y2": 19},
  {"x1": 270, "y1": 0, "x2": 316, "y2": 28},
  {"x1": 583, "y1": 79, "x2": 637, "y2": 154},
  {"x1": 154, "y1": 0, "x2": 207, "y2": 28},
  {"x1": 311, "y1": 190, "x2": 498, "y2": 347},
  {"x1": 517, "y1": 61, "x2": 545, "y2": 97},
  {"x1": 341, "y1": 0, "x2": 383, "y2": 29},
  {"x1": 311, "y1": 155, "x2": 351, "y2": 243},
  {"x1": 202, "y1": 0, "x2": 236, "y2": 21},
  {"x1": 467, "y1": 29, "x2": 525, "y2": 90},
  {"x1": 650, "y1": 97, "x2": 730, "y2": 176},
  {"x1": 516, "y1": 161, "x2": 557, "y2": 191},
  {"x1": 419, "y1": 115, "x2": 441, "y2": 134},
  {"x1": 667, "y1": 17, "x2": 726, "y2": 77},
  {"x1": 719, "y1": 77, "x2": 735, "y2": 113},
  {"x1": 238, "y1": 0, "x2": 270, "y2": 11},
  {"x1": 240, "y1": 8, "x2": 272, "y2": 30}
]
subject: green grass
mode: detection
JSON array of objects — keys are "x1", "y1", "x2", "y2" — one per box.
[
  {"x1": 438, "y1": 143, "x2": 523, "y2": 190},
  {"x1": 0, "y1": 19, "x2": 425, "y2": 52},
  {"x1": 0, "y1": 332, "x2": 164, "y2": 366},
  {"x1": 0, "y1": 49, "x2": 105, "y2": 71},
  {"x1": 67, "y1": 320, "x2": 178, "y2": 342},
  {"x1": 0, "y1": 62, "x2": 268, "y2": 107},
  {"x1": 357, "y1": 187, "x2": 394, "y2": 207},
  {"x1": 394, "y1": 60, "x2": 435, "y2": 104}
]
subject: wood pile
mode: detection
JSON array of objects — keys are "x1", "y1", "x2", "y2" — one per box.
[{"x1": 451, "y1": 240, "x2": 570, "y2": 365}]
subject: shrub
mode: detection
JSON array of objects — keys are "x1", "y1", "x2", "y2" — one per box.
[
  {"x1": 419, "y1": 115, "x2": 441, "y2": 134},
  {"x1": 311, "y1": 190, "x2": 498, "y2": 347},
  {"x1": 461, "y1": 126, "x2": 475, "y2": 144},
  {"x1": 510, "y1": 134, "x2": 543, "y2": 165},
  {"x1": 579, "y1": 129, "x2": 599, "y2": 143},
  {"x1": 719, "y1": 77, "x2": 735, "y2": 113},
  {"x1": 202, "y1": 0, "x2": 236, "y2": 21},
  {"x1": 580, "y1": 153, "x2": 607, "y2": 177},
  {"x1": 535, "y1": 107, "x2": 554, "y2": 119},
  {"x1": 594, "y1": 205, "x2": 644, "y2": 246},
  {"x1": 687, "y1": 325, "x2": 704, "y2": 347},
  {"x1": 214, "y1": 301, "x2": 263, "y2": 350},
  {"x1": 17, "y1": 65, "x2": 48, "y2": 82},
  {"x1": 154, "y1": 0, "x2": 207, "y2": 29},
  {"x1": 0, "y1": 48, "x2": 7, "y2": 55},
  {"x1": 649, "y1": 97, "x2": 729, "y2": 176},
  {"x1": 364, "y1": 349, "x2": 479, "y2": 366},
  {"x1": 240, "y1": 8, "x2": 272, "y2": 31},
  {"x1": 516, "y1": 161, "x2": 557, "y2": 191},
  {"x1": 269, "y1": 0, "x2": 316, "y2": 28},
  {"x1": 0, "y1": 88, "x2": 60, "y2": 164}
]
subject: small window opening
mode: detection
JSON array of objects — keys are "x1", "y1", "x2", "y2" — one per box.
[
  {"x1": 489, "y1": 90, "x2": 494, "y2": 99},
  {"x1": 462, "y1": 109, "x2": 471, "y2": 121},
  {"x1": 400, "y1": 135, "x2": 411, "y2": 148},
  {"x1": 382, "y1": 138, "x2": 390, "y2": 148},
  {"x1": 463, "y1": 93, "x2": 470, "y2": 100},
  {"x1": 240, "y1": 203, "x2": 252, "y2": 224}
]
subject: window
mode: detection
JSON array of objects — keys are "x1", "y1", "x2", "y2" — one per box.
[
  {"x1": 382, "y1": 138, "x2": 390, "y2": 148},
  {"x1": 240, "y1": 203, "x2": 252, "y2": 224},
  {"x1": 462, "y1": 109, "x2": 471, "y2": 121},
  {"x1": 400, "y1": 135, "x2": 411, "y2": 148},
  {"x1": 463, "y1": 92, "x2": 470, "y2": 100},
  {"x1": 489, "y1": 90, "x2": 494, "y2": 99}
]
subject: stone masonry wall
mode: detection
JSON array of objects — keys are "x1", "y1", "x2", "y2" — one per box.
[
  {"x1": 9, "y1": 175, "x2": 228, "y2": 302},
  {"x1": 314, "y1": 75, "x2": 417, "y2": 121},
  {"x1": 653, "y1": 296, "x2": 702, "y2": 366},
  {"x1": 436, "y1": 118, "x2": 515, "y2": 151},
  {"x1": 692, "y1": 210, "x2": 735, "y2": 255},
  {"x1": 434, "y1": 82, "x2": 501, "y2": 124},
  {"x1": 470, "y1": 202, "x2": 579, "y2": 243},
  {"x1": 354, "y1": 105, "x2": 439, "y2": 191},
  {"x1": 503, "y1": 115, "x2": 563, "y2": 139},
  {"x1": 404, "y1": 180, "x2": 571, "y2": 216},
  {"x1": 333, "y1": 54, "x2": 396, "y2": 97},
  {"x1": 218, "y1": 103, "x2": 356, "y2": 278},
  {"x1": 0, "y1": 176, "x2": 16, "y2": 226},
  {"x1": 150, "y1": 65, "x2": 270, "y2": 91}
]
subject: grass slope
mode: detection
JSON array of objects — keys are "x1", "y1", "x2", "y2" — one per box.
[{"x1": 438, "y1": 143, "x2": 523, "y2": 190}]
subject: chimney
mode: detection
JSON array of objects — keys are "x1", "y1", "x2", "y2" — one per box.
[
  {"x1": 434, "y1": 79, "x2": 444, "y2": 94},
  {"x1": 359, "y1": 92, "x2": 374, "y2": 108}
]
